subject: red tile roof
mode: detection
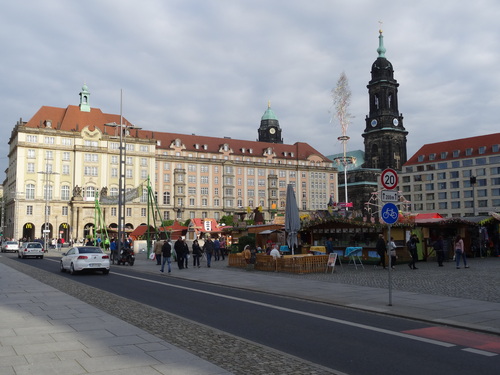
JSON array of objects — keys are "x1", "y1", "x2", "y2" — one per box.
[
  {"x1": 20, "y1": 105, "x2": 330, "y2": 162},
  {"x1": 404, "y1": 133, "x2": 500, "y2": 166}
]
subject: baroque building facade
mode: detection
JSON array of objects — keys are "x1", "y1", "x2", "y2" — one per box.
[{"x1": 2, "y1": 86, "x2": 337, "y2": 242}]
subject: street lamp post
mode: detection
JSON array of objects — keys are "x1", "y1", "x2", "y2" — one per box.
[
  {"x1": 105, "y1": 92, "x2": 140, "y2": 257},
  {"x1": 470, "y1": 176, "x2": 477, "y2": 216},
  {"x1": 39, "y1": 165, "x2": 58, "y2": 251}
]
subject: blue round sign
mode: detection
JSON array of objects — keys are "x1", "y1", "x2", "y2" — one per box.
[{"x1": 381, "y1": 203, "x2": 399, "y2": 225}]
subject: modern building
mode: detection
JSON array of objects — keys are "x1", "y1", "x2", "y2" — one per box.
[
  {"x1": 401, "y1": 133, "x2": 500, "y2": 217},
  {"x1": 2, "y1": 85, "x2": 337, "y2": 242}
]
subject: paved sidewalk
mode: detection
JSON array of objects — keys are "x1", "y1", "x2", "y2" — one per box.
[
  {"x1": 0, "y1": 262, "x2": 233, "y2": 375},
  {"x1": 132, "y1": 253, "x2": 500, "y2": 335}
]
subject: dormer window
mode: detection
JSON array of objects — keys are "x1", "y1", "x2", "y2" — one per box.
[
  {"x1": 290, "y1": 152, "x2": 294, "y2": 157},
  {"x1": 241, "y1": 148, "x2": 245, "y2": 153},
  {"x1": 223, "y1": 144, "x2": 229, "y2": 152},
  {"x1": 429, "y1": 153, "x2": 436, "y2": 161},
  {"x1": 283, "y1": 152, "x2": 288, "y2": 157},
  {"x1": 453, "y1": 150, "x2": 460, "y2": 157},
  {"x1": 203, "y1": 144, "x2": 208, "y2": 150},
  {"x1": 465, "y1": 148, "x2": 473, "y2": 156},
  {"x1": 249, "y1": 148, "x2": 253, "y2": 154},
  {"x1": 417, "y1": 155, "x2": 425, "y2": 162},
  {"x1": 493, "y1": 144, "x2": 500, "y2": 153},
  {"x1": 195, "y1": 144, "x2": 200, "y2": 149},
  {"x1": 440, "y1": 152, "x2": 447, "y2": 159},
  {"x1": 45, "y1": 120, "x2": 52, "y2": 128},
  {"x1": 478, "y1": 146, "x2": 486, "y2": 154},
  {"x1": 174, "y1": 139, "x2": 181, "y2": 147}
]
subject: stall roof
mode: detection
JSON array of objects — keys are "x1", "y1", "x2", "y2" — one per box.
[{"x1": 259, "y1": 229, "x2": 282, "y2": 235}]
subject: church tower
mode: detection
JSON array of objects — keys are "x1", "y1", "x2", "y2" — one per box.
[
  {"x1": 257, "y1": 102, "x2": 283, "y2": 143},
  {"x1": 79, "y1": 83, "x2": 91, "y2": 112},
  {"x1": 362, "y1": 30, "x2": 407, "y2": 170}
]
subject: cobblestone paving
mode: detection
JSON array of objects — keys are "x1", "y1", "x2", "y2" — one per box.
[
  {"x1": 1, "y1": 256, "x2": 338, "y2": 375},
  {"x1": 255, "y1": 257, "x2": 500, "y2": 303}
]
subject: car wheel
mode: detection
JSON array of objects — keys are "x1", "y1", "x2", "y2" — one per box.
[
  {"x1": 17, "y1": 252, "x2": 20, "y2": 258},
  {"x1": 40, "y1": 256, "x2": 44, "y2": 259},
  {"x1": 70, "y1": 264, "x2": 76, "y2": 275},
  {"x1": 128, "y1": 260, "x2": 135, "y2": 266},
  {"x1": 60, "y1": 261, "x2": 66, "y2": 272},
  {"x1": 103, "y1": 269, "x2": 110, "y2": 275}
]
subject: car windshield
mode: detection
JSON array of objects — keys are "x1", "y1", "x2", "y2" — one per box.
[
  {"x1": 78, "y1": 247, "x2": 103, "y2": 254},
  {"x1": 6, "y1": 241, "x2": 17, "y2": 245},
  {"x1": 27, "y1": 243, "x2": 42, "y2": 248}
]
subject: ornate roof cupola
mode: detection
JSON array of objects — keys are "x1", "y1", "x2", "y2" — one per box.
[
  {"x1": 362, "y1": 29, "x2": 408, "y2": 171},
  {"x1": 257, "y1": 101, "x2": 283, "y2": 143},
  {"x1": 79, "y1": 83, "x2": 91, "y2": 112}
]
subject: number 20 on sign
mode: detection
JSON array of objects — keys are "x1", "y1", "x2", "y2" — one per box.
[{"x1": 381, "y1": 168, "x2": 398, "y2": 190}]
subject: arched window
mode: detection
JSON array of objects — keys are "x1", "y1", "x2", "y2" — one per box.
[
  {"x1": 26, "y1": 184, "x2": 35, "y2": 200},
  {"x1": 61, "y1": 185, "x2": 70, "y2": 201},
  {"x1": 86, "y1": 186, "x2": 95, "y2": 199}
]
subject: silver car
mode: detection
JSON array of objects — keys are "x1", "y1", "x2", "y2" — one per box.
[
  {"x1": 60, "y1": 246, "x2": 110, "y2": 275},
  {"x1": 2, "y1": 241, "x2": 19, "y2": 253},
  {"x1": 18, "y1": 242, "x2": 44, "y2": 259}
]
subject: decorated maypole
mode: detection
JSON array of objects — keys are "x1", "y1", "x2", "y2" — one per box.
[{"x1": 332, "y1": 72, "x2": 354, "y2": 211}]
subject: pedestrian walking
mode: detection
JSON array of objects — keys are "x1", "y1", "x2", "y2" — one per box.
[
  {"x1": 455, "y1": 235, "x2": 469, "y2": 269},
  {"x1": 183, "y1": 238, "x2": 190, "y2": 269},
  {"x1": 219, "y1": 236, "x2": 226, "y2": 260},
  {"x1": 375, "y1": 234, "x2": 387, "y2": 269},
  {"x1": 388, "y1": 237, "x2": 397, "y2": 270},
  {"x1": 407, "y1": 233, "x2": 419, "y2": 270},
  {"x1": 192, "y1": 239, "x2": 202, "y2": 268},
  {"x1": 213, "y1": 237, "x2": 221, "y2": 261},
  {"x1": 160, "y1": 240, "x2": 172, "y2": 273},
  {"x1": 154, "y1": 238, "x2": 163, "y2": 265},
  {"x1": 202, "y1": 237, "x2": 214, "y2": 267},
  {"x1": 174, "y1": 237, "x2": 185, "y2": 269},
  {"x1": 433, "y1": 236, "x2": 445, "y2": 267}
]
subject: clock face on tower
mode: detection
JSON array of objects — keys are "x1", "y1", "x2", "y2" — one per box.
[
  {"x1": 269, "y1": 127, "x2": 276, "y2": 134},
  {"x1": 393, "y1": 118, "x2": 399, "y2": 126},
  {"x1": 370, "y1": 119, "x2": 377, "y2": 127}
]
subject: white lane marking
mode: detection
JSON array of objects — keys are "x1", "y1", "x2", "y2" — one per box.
[
  {"x1": 462, "y1": 348, "x2": 498, "y2": 357},
  {"x1": 112, "y1": 272, "x2": 455, "y2": 348}
]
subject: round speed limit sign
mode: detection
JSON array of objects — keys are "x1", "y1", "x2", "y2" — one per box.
[{"x1": 381, "y1": 168, "x2": 398, "y2": 190}]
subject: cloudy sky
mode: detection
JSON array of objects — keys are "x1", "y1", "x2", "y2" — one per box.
[{"x1": 1, "y1": 0, "x2": 500, "y2": 174}]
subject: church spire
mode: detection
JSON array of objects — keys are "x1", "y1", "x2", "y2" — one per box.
[{"x1": 377, "y1": 29, "x2": 386, "y2": 58}]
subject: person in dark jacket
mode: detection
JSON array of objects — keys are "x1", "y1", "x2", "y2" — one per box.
[
  {"x1": 174, "y1": 237, "x2": 185, "y2": 269},
  {"x1": 192, "y1": 239, "x2": 202, "y2": 268},
  {"x1": 202, "y1": 238, "x2": 214, "y2": 268},
  {"x1": 183, "y1": 239, "x2": 190, "y2": 269},
  {"x1": 407, "y1": 234, "x2": 420, "y2": 270},
  {"x1": 433, "y1": 236, "x2": 445, "y2": 267},
  {"x1": 375, "y1": 234, "x2": 387, "y2": 269},
  {"x1": 160, "y1": 240, "x2": 172, "y2": 273}
]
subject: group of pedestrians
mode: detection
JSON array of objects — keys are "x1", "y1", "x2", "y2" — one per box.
[
  {"x1": 375, "y1": 233, "x2": 470, "y2": 270},
  {"x1": 153, "y1": 235, "x2": 226, "y2": 273}
]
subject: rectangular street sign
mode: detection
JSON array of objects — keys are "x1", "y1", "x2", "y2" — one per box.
[{"x1": 381, "y1": 190, "x2": 399, "y2": 202}]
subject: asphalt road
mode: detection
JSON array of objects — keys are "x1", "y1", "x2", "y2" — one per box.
[{"x1": 8, "y1": 254, "x2": 500, "y2": 375}]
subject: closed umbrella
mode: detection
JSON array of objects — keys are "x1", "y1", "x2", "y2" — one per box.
[{"x1": 285, "y1": 184, "x2": 300, "y2": 255}]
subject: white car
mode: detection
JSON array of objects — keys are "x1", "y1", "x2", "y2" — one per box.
[
  {"x1": 60, "y1": 246, "x2": 110, "y2": 275},
  {"x1": 18, "y1": 242, "x2": 44, "y2": 259},
  {"x1": 1, "y1": 241, "x2": 19, "y2": 253}
]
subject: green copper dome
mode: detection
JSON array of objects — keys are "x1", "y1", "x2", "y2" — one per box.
[{"x1": 261, "y1": 101, "x2": 278, "y2": 120}]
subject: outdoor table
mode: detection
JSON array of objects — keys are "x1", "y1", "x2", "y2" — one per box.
[{"x1": 345, "y1": 247, "x2": 364, "y2": 270}]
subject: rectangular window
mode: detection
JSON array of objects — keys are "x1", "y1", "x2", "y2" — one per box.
[
  {"x1": 141, "y1": 208, "x2": 146, "y2": 217},
  {"x1": 26, "y1": 205, "x2": 33, "y2": 215},
  {"x1": 62, "y1": 206, "x2": 68, "y2": 216},
  {"x1": 438, "y1": 192, "x2": 447, "y2": 199},
  {"x1": 126, "y1": 208, "x2": 132, "y2": 216}
]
